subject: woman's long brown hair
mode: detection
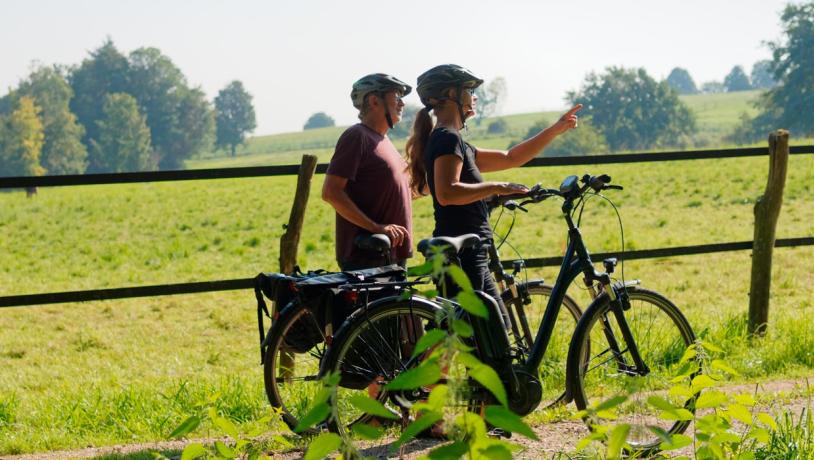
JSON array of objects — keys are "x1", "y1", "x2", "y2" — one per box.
[{"x1": 405, "y1": 107, "x2": 434, "y2": 196}]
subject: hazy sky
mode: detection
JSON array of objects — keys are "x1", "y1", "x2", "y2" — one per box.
[{"x1": 0, "y1": 0, "x2": 798, "y2": 135}]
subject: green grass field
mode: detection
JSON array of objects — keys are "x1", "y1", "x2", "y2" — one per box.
[{"x1": 1, "y1": 91, "x2": 813, "y2": 455}]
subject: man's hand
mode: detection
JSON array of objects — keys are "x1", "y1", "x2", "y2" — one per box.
[{"x1": 376, "y1": 223, "x2": 409, "y2": 248}]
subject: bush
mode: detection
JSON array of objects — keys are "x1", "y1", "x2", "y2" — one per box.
[{"x1": 487, "y1": 118, "x2": 508, "y2": 134}]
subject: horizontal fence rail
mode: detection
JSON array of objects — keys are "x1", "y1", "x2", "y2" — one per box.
[
  {"x1": 1, "y1": 145, "x2": 813, "y2": 188},
  {"x1": 1, "y1": 237, "x2": 812, "y2": 308},
  {"x1": 1, "y1": 145, "x2": 812, "y2": 309}
]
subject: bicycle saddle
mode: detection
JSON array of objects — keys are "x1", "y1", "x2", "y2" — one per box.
[
  {"x1": 353, "y1": 233, "x2": 391, "y2": 252},
  {"x1": 417, "y1": 233, "x2": 481, "y2": 257}
]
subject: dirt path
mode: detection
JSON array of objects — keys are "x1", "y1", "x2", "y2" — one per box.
[{"x1": 3, "y1": 377, "x2": 811, "y2": 460}]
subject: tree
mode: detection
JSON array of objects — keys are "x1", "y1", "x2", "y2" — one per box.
[
  {"x1": 69, "y1": 39, "x2": 130, "y2": 147},
  {"x1": 724, "y1": 65, "x2": 752, "y2": 92},
  {"x1": 0, "y1": 97, "x2": 45, "y2": 177},
  {"x1": 87, "y1": 93, "x2": 153, "y2": 173},
  {"x1": 567, "y1": 67, "x2": 696, "y2": 151},
  {"x1": 126, "y1": 47, "x2": 214, "y2": 170},
  {"x1": 665, "y1": 67, "x2": 698, "y2": 94},
  {"x1": 508, "y1": 118, "x2": 608, "y2": 156},
  {"x1": 214, "y1": 81, "x2": 257, "y2": 156},
  {"x1": 13, "y1": 65, "x2": 87, "y2": 175},
  {"x1": 473, "y1": 77, "x2": 508, "y2": 123},
  {"x1": 750, "y1": 60, "x2": 776, "y2": 89},
  {"x1": 487, "y1": 118, "x2": 508, "y2": 134},
  {"x1": 303, "y1": 112, "x2": 335, "y2": 130},
  {"x1": 700, "y1": 81, "x2": 725, "y2": 94},
  {"x1": 730, "y1": 2, "x2": 814, "y2": 142}
]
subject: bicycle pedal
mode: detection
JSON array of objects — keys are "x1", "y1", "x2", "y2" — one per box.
[{"x1": 487, "y1": 427, "x2": 512, "y2": 439}]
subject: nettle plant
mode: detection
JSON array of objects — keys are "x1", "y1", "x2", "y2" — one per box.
[
  {"x1": 575, "y1": 341, "x2": 778, "y2": 459},
  {"x1": 166, "y1": 392, "x2": 292, "y2": 460},
  {"x1": 297, "y1": 254, "x2": 540, "y2": 460}
]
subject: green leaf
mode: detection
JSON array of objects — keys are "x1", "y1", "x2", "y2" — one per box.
[
  {"x1": 351, "y1": 423, "x2": 384, "y2": 440},
  {"x1": 408, "y1": 260, "x2": 433, "y2": 276},
  {"x1": 180, "y1": 443, "x2": 207, "y2": 460},
  {"x1": 469, "y1": 364, "x2": 508, "y2": 407},
  {"x1": 606, "y1": 424, "x2": 630, "y2": 459},
  {"x1": 169, "y1": 415, "x2": 201, "y2": 439},
  {"x1": 214, "y1": 440, "x2": 236, "y2": 459},
  {"x1": 748, "y1": 427, "x2": 770, "y2": 444},
  {"x1": 669, "y1": 385, "x2": 695, "y2": 398},
  {"x1": 294, "y1": 402, "x2": 331, "y2": 433},
  {"x1": 477, "y1": 444, "x2": 513, "y2": 460},
  {"x1": 426, "y1": 384, "x2": 449, "y2": 412},
  {"x1": 485, "y1": 405, "x2": 539, "y2": 440},
  {"x1": 661, "y1": 408, "x2": 694, "y2": 421},
  {"x1": 304, "y1": 433, "x2": 342, "y2": 460},
  {"x1": 411, "y1": 329, "x2": 448, "y2": 358},
  {"x1": 727, "y1": 404, "x2": 753, "y2": 425},
  {"x1": 734, "y1": 393, "x2": 756, "y2": 406},
  {"x1": 700, "y1": 341, "x2": 724, "y2": 353},
  {"x1": 393, "y1": 412, "x2": 443, "y2": 450},
  {"x1": 213, "y1": 416, "x2": 240, "y2": 438},
  {"x1": 595, "y1": 395, "x2": 628, "y2": 412},
  {"x1": 696, "y1": 390, "x2": 728, "y2": 409},
  {"x1": 757, "y1": 412, "x2": 777, "y2": 430},
  {"x1": 647, "y1": 396, "x2": 679, "y2": 411},
  {"x1": 455, "y1": 351, "x2": 482, "y2": 368},
  {"x1": 348, "y1": 394, "x2": 400, "y2": 420},
  {"x1": 427, "y1": 441, "x2": 469, "y2": 459},
  {"x1": 711, "y1": 359, "x2": 739, "y2": 376},
  {"x1": 691, "y1": 374, "x2": 717, "y2": 393},
  {"x1": 384, "y1": 362, "x2": 441, "y2": 390},
  {"x1": 678, "y1": 348, "x2": 697, "y2": 365},
  {"x1": 660, "y1": 433, "x2": 692, "y2": 451},
  {"x1": 457, "y1": 291, "x2": 489, "y2": 319},
  {"x1": 452, "y1": 319, "x2": 474, "y2": 338},
  {"x1": 447, "y1": 265, "x2": 474, "y2": 291}
]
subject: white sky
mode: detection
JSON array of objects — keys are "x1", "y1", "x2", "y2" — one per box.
[{"x1": 0, "y1": 0, "x2": 798, "y2": 135}]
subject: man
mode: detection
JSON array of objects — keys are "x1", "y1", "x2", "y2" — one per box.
[{"x1": 322, "y1": 74, "x2": 413, "y2": 270}]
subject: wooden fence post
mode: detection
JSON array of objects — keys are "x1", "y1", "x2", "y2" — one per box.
[
  {"x1": 748, "y1": 130, "x2": 789, "y2": 335},
  {"x1": 279, "y1": 154, "x2": 318, "y2": 274},
  {"x1": 277, "y1": 154, "x2": 317, "y2": 378}
]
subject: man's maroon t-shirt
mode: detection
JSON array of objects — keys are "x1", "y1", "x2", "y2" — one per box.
[{"x1": 326, "y1": 123, "x2": 413, "y2": 264}]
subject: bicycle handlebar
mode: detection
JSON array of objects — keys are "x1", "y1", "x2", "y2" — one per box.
[{"x1": 487, "y1": 173, "x2": 624, "y2": 211}]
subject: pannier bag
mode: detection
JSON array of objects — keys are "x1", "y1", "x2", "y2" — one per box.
[{"x1": 254, "y1": 264, "x2": 405, "y2": 362}]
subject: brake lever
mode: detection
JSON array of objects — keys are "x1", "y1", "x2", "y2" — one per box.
[{"x1": 604, "y1": 185, "x2": 624, "y2": 191}]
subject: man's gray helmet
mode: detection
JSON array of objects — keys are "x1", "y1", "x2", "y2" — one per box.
[
  {"x1": 351, "y1": 73, "x2": 412, "y2": 109},
  {"x1": 416, "y1": 64, "x2": 483, "y2": 108},
  {"x1": 350, "y1": 73, "x2": 412, "y2": 129}
]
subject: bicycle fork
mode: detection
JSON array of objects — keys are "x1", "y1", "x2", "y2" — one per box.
[{"x1": 584, "y1": 261, "x2": 650, "y2": 377}]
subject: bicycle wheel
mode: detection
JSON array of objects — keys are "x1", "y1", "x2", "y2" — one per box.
[
  {"x1": 321, "y1": 296, "x2": 444, "y2": 436},
  {"x1": 567, "y1": 286, "x2": 698, "y2": 454},
  {"x1": 502, "y1": 282, "x2": 582, "y2": 409},
  {"x1": 263, "y1": 299, "x2": 328, "y2": 434}
]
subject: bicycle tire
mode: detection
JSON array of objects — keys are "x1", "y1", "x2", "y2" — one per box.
[
  {"x1": 263, "y1": 299, "x2": 328, "y2": 434},
  {"x1": 320, "y1": 296, "x2": 444, "y2": 436},
  {"x1": 567, "y1": 286, "x2": 698, "y2": 455},
  {"x1": 502, "y1": 282, "x2": 582, "y2": 409}
]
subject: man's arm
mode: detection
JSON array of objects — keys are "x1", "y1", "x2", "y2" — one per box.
[{"x1": 322, "y1": 174, "x2": 408, "y2": 247}]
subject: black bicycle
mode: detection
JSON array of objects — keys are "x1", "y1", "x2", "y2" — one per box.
[
  {"x1": 320, "y1": 173, "x2": 699, "y2": 454},
  {"x1": 258, "y1": 233, "x2": 580, "y2": 433}
]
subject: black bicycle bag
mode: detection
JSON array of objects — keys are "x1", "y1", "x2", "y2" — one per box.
[{"x1": 255, "y1": 264, "x2": 406, "y2": 362}]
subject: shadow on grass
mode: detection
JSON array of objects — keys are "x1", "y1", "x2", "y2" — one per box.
[{"x1": 92, "y1": 449, "x2": 181, "y2": 460}]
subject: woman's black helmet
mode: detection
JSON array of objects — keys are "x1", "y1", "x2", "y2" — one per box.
[{"x1": 416, "y1": 64, "x2": 484, "y2": 108}]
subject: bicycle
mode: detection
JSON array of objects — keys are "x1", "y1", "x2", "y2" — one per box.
[
  {"x1": 319, "y1": 173, "x2": 699, "y2": 454},
  {"x1": 258, "y1": 231, "x2": 581, "y2": 433}
]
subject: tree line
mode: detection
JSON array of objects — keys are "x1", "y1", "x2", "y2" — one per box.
[{"x1": 0, "y1": 39, "x2": 257, "y2": 177}]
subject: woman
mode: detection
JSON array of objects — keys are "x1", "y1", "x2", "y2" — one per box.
[{"x1": 406, "y1": 64, "x2": 581, "y2": 322}]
